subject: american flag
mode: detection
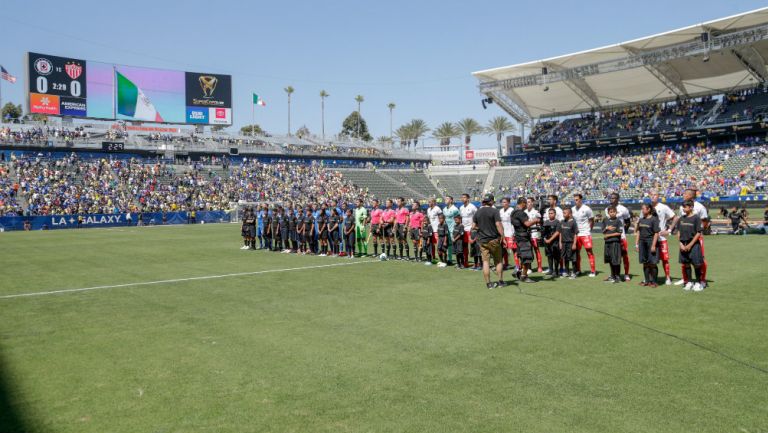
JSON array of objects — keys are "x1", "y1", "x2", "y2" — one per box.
[{"x1": 1, "y1": 66, "x2": 17, "y2": 83}]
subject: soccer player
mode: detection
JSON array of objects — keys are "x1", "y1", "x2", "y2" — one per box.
[
  {"x1": 673, "y1": 189, "x2": 709, "y2": 287},
  {"x1": 635, "y1": 203, "x2": 660, "y2": 287},
  {"x1": 344, "y1": 208, "x2": 356, "y2": 258},
  {"x1": 526, "y1": 197, "x2": 544, "y2": 273},
  {"x1": 651, "y1": 191, "x2": 677, "y2": 285},
  {"x1": 409, "y1": 202, "x2": 424, "y2": 261},
  {"x1": 257, "y1": 205, "x2": 267, "y2": 249},
  {"x1": 263, "y1": 207, "x2": 273, "y2": 251},
  {"x1": 544, "y1": 194, "x2": 564, "y2": 221},
  {"x1": 542, "y1": 208, "x2": 561, "y2": 278},
  {"x1": 317, "y1": 209, "x2": 329, "y2": 256},
  {"x1": 382, "y1": 199, "x2": 397, "y2": 258},
  {"x1": 328, "y1": 209, "x2": 341, "y2": 256},
  {"x1": 443, "y1": 196, "x2": 460, "y2": 263},
  {"x1": 459, "y1": 194, "x2": 478, "y2": 267},
  {"x1": 242, "y1": 208, "x2": 256, "y2": 250},
  {"x1": 559, "y1": 207, "x2": 578, "y2": 279},
  {"x1": 427, "y1": 198, "x2": 443, "y2": 259},
  {"x1": 395, "y1": 197, "x2": 411, "y2": 260},
  {"x1": 678, "y1": 200, "x2": 705, "y2": 292},
  {"x1": 420, "y1": 216, "x2": 434, "y2": 264},
  {"x1": 728, "y1": 206, "x2": 747, "y2": 235},
  {"x1": 499, "y1": 197, "x2": 519, "y2": 270},
  {"x1": 436, "y1": 213, "x2": 449, "y2": 266},
  {"x1": 602, "y1": 206, "x2": 623, "y2": 283},
  {"x1": 511, "y1": 197, "x2": 538, "y2": 283},
  {"x1": 274, "y1": 206, "x2": 285, "y2": 252},
  {"x1": 354, "y1": 198, "x2": 368, "y2": 257},
  {"x1": 451, "y1": 215, "x2": 465, "y2": 269},
  {"x1": 606, "y1": 193, "x2": 631, "y2": 281},
  {"x1": 572, "y1": 193, "x2": 596, "y2": 277},
  {"x1": 369, "y1": 199, "x2": 383, "y2": 256},
  {"x1": 301, "y1": 208, "x2": 315, "y2": 254},
  {"x1": 470, "y1": 227, "x2": 482, "y2": 270}
]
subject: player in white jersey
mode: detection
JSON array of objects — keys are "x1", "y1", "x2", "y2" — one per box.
[
  {"x1": 571, "y1": 193, "x2": 596, "y2": 277},
  {"x1": 526, "y1": 197, "x2": 544, "y2": 273},
  {"x1": 606, "y1": 193, "x2": 631, "y2": 281},
  {"x1": 499, "y1": 197, "x2": 519, "y2": 270},
  {"x1": 545, "y1": 194, "x2": 564, "y2": 221},
  {"x1": 673, "y1": 189, "x2": 709, "y2": 286},
  {"x1": 427, "y1": 198, "x2": 442, "y2": 259},
  {"x1": 459, "y1": 193, "x2": 478, "y2": 266},
  {"x1": 650, "y1": 190, "x2": 678, "y2": 285}
]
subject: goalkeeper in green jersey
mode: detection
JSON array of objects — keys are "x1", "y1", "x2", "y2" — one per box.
[{"x1": 354, "y1": 198, "x2": 369, "y2": 257}]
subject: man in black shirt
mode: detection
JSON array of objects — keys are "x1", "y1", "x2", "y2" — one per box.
[
  {"x1": 727, "y1": 206, "x2": 746, "y2": 235},
  {"x1": 542, "y1": 208, "x2": 561, "y2": 278},
  {"x1": 511, "y1": 197, "x2": 539, "y2": 283},
  {"x1": 471, "y1": 193, "x2": 506, "y2": 289}
]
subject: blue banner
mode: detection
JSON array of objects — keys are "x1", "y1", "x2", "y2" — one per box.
[{"x1": 0, "y1": 211, "x2": 230, "y2": 231}]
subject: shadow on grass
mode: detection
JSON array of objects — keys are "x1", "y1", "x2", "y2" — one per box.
[{"x1": 0, "y1": 351, "x2": 31, "y2": 433}]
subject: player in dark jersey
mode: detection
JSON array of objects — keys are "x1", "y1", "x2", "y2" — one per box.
[
  {"x1": 451, "y1": 215, "x2": 465, "y2": 269},
  {"x1": 436, "y1": 214, "x2": 449, "y2": 266},
  {"x1": 727, "y1": 206, "x2": 747, "y2": 235},
  {"x1": 602, "y1": 206, "x2": 622, "y2": 283},
  {"x1": 420, "y1": 217, "x2": 433, "y2": 264},
  {"x1": 317, "y1": 210, "x2": 329, "y2": 256},
  {"x1": 287, "y1": 207, "x2": 297, "y2": 253},
  {"x1": 328, "y1": 209, "x2": 341, "y2": 256},
  {"x1": 343, "y1": 208, "x2": 356, "y2": 258},
  {"x1": 263, "y1": 209, "x2": 273, "y2": 251},
  {"x1": 678, "y1": 200, "x2": 705, "y2": 291},
  {"x1": 559, "y1": 207, "x2": 578, "y2": 279},
  {"x1": 542, "y1": 208, "x2": 561, "y2": 278},
  {"x1": 241, "y1": 208, "x2": 256, "y2": 250},
  {"x1": 300, "y1": 208, "x2": 314, "y2": 254},
  {"x1": 635, "y1": 203, "x2": 661, "y2": 287},
  {"x1": 271, "y1": 207, "x2": 283, "y2": 252}
]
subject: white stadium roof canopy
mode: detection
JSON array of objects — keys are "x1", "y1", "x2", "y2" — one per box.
[{"x1": 473, "y1": 7, "x2": 768, "y2": 121}]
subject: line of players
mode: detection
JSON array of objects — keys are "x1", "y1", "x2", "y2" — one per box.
[{"x1": 239, "y1": 188, "x2": 709, "y2": 290}]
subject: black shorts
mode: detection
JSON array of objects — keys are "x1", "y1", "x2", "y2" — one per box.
[
  {"x1": 561, "y1": 241, "x2": 576, "y2": 262},
  {"x1": 382, "y1": 224, "x2": 393, "y2": 238},
  {"x1": 515, "y1": 238, "x2": 533, "y2": 265},
  {"x1": 437, "y1": 237, "x2": 447, "y2": 253},
  {"x1": 638, "y1": 239, "x2": 659, "y2": 264},
  {"x1": 410, "y1": 228, "x2": 420, "y2": 241},
  {"x1": 545, "y1": 242, "x2": 561, "y2": 260},
  {"x1": 679, "y1": 242, "x2": 704, "y2": 265},
  {"x1": 330, "y1": 230, "x2": 339, "y2": 242},
  {"x1": 303, "y1": 232, "x2": 313, "y2": 244},
  {"x1": 396, "y1": 225, "x2": 407, "y2": 240},
  {"x1": 604, "y1": 241, "x2": 622, "y2": 266},
  {"x1": 371, "y1": 224, "x2": 381, "y2": 236},
  {"x1": 319, "y1": 230, "x2": 329, "y2": 240},
  {"x1": 453, "y1": 239, "x2": 463, "y2": 254}
]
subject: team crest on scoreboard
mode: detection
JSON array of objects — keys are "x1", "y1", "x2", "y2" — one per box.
[
  {"x1": 65, "y1": 62, "x2": 83, "y2": 80},
  {"x1": 34, "y1": 58, "x2": 53, "y2": 75},
  {"x1": 199, "y1": 75, "x2": 218, "y2": 98}
]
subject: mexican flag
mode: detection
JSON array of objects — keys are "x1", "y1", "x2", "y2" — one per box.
[
  {"x1": 116, "y1": 71, "x2": 164, "y2": 122},
  {"x1": 253, "y1": 93, "x2": 266, "y2": 106}
]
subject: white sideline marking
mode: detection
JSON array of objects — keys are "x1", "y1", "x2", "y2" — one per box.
[{"x1": 0, "y1": 260, "x2": 378, "y2": 300}]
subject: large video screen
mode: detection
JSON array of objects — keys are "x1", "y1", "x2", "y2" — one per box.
[{"x1": 27, "y1": 52, "x2": 232, "y2": 125}]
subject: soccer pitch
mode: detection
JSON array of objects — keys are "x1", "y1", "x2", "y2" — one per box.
[{"x1": 0, "y1": 224, "x2": 766, "y2": 433}]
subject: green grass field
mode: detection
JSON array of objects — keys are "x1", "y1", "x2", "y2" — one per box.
[{"x1": 1, "y1": 224, "x2": 766, "y2": 433}]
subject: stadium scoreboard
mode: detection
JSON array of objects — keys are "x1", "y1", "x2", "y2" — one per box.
[{"x1": 27, "y1": 52, "x2": 233, "y2": 126}]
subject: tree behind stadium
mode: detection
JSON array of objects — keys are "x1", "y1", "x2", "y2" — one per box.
[{"x1": 341, "y1": 111, "x2": 372, "y2": 141}]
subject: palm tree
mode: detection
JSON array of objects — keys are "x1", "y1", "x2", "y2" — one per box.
[
  {"x1": 387, "y1": 102, "x2": 396, "y2": 140},
  {"x1": 394, "y1": 124, "x2": 412, "y2": 149},
  {"x1": 434, "y1": 122, "x2": 460, "y2": 148},
  {"x1": 456, "y1": 118, "x2": 484, "y2": 148},
  {"x1": 408, "y1": 119, "x2": 430, "y2": 149},
  {"x1": 354, "y1": 95, "x2": 364, "y2": 139},
  {"x1": 284, "y1": 86, "x2": 295, "y2": 136},
  {"x1": 486, "y1": 116, "x2": 516, "y2": 157},
  {"x1": 320, "y1": 90, "x2": 329, "y2": 141}
]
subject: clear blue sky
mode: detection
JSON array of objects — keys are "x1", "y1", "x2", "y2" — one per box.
[{"x1": 0, "y1": 0, "x2": 765, "y2": 148}]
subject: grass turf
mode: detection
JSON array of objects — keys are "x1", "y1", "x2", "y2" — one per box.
[{"x1": 0, "y1": 224, "x2": 766, "y2": 433}]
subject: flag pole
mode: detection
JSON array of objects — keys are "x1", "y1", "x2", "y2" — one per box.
[{"x1": 252, "y1": 95, "x2": 255, "y2": 137}]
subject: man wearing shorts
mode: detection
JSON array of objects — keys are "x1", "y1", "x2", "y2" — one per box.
[
  {"x1": 571, "y1": 193, "x2": 596, "y2": 277},
  {"x1": 472, "y1": 193, "x2": 506, "y2": 289}
]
